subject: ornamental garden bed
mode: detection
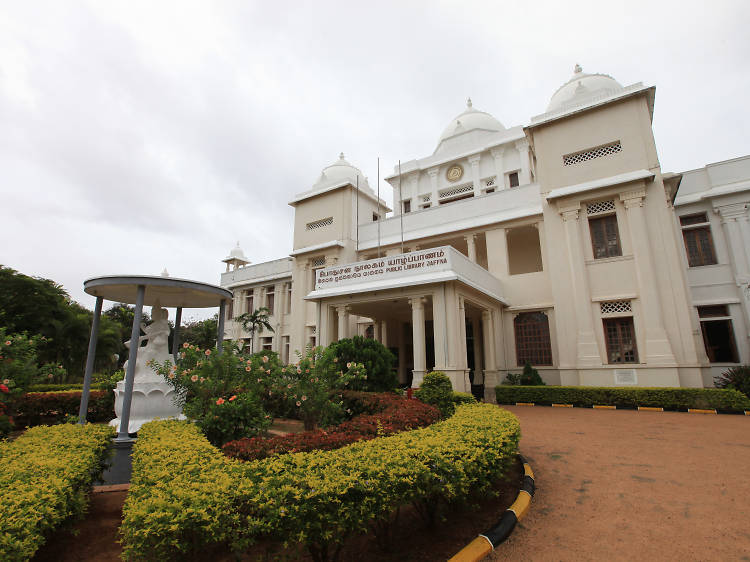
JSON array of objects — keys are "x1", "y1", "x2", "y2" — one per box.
[{"x1": 120, "y1": 403, "x2": 521, "y2": 561}]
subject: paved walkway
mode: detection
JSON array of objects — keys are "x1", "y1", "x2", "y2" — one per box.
[{"x1": 492, "y1": 406, "x2": 750, "y2": 561}]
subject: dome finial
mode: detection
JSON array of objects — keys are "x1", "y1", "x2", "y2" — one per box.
[
  {"x1": 339, "y1": 152, "x2": 345, "y2": 160},
  {"x1": 574, "y1": 63, "x2": 582, "y2": 74},
  {"x1": 466, "y1": 97, "x2": 472, "y2": 108}
]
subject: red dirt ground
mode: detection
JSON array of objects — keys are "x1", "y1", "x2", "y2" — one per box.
[{"x1": 494, "y1": 406, "x2": 750, "y2": 561}]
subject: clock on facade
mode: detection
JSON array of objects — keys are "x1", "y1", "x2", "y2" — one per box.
[{"x1": 446, "y1": 164, "x2": 463, "y2": 182}]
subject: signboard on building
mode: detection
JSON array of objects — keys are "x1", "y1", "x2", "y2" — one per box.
[{"x1": 315, "y1": 247, "x2": 450, "y2": 290}]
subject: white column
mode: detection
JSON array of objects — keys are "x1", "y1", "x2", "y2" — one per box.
[
  {"x1": 472, "y1": 316, "x2": 483, "y2": 385},
  {"x1": 428, "y1": 167, "x2": 439, "y2": 206},
  {"x1": 410, "y1": 297, "x2": 427, "y2": 387},
  {"x1": 482, "y1": 309, "x2": 498, "y2": 402},
  {"x1": 458, "y1": 296, "x2": 469, "y2": 392},
  {"x1": 432, "y1": 289, "x2": 448, "y2": 370},
  {"x1": 465, "y1": 234, "x2": 477, "y2": 263},
  {"x1": 560, "y1": 205, "x2": 600, "y2": 366},
  {"x1": 716, "y1": 204, "x2": 750, "y2": 339},
  {"x1": 373, "y1": 319, "x2": 381, "y2": 342},
  {"x1": 336, "y1": 305, "x2": 349, "y2": 341},
  {"x1": 515, "y1": 139, "x2": 530, "y2": 186},
  {"x1": 469, "y1": 154, "x2": 482, "y2": 197},
  {"x1": 491, "y1": 147, "x2": 505, "y2": 188},
  {"x1": 620, "y1": 189, "x2": 675, "y2": 364},
  {"x1": 380, "y1": 320, "x2": 388, "y2": 347}
]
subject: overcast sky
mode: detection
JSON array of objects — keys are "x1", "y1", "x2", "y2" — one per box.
[{"x1": 1, "y1": 0, "x2": 749, "y2": 320}]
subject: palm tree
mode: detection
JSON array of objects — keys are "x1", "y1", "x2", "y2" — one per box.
[{"x1": 235, "y1": 307, "x2": 274, "y2": 353}]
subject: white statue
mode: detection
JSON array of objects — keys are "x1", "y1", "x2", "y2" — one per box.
[
  {"x1": 123, "y1": 304, "x2": 172, "y2": 381},
  {"x1": 111, "y1": 300, "x2": 184, "y2": 432}
]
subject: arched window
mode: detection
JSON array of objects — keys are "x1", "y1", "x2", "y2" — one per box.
[{"x1": 514, "y1": 312, "x2": 553, "y2": 366}]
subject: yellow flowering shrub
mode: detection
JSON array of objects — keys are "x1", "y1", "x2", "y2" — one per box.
[
  {"x1": 122, "y1": 404, "x2": 520, "y2": 560},
  {"x1": 0, "y1": 423, "x2": 114, "y2": 561}
]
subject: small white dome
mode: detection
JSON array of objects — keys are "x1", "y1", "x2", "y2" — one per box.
[
  {"x1": 547, "y1": 64, "x2": 623, "y2": 111},
  {"x1": 314, "y1": 152, "x2": 368, "y2": 189},
  {"x1": 228, "y1": 242, "x2": 248, "y2": 260},
  {"x1": 438, "y1": 98, "x2": 504, "y2": 144}
]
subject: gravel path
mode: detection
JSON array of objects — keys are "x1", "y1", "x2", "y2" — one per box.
[{"x1": 492, "y1": 406, "x2": 750, "y2": 561}]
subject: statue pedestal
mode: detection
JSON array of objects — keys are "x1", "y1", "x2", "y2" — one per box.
[{"x1": 109, "y1": 380, "x2": 185, "y2": 433}]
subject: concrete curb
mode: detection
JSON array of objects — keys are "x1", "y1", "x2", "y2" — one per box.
[
  {"x1": 511, "y1": 402, "x2": 750, "y2": 415},
  {"x1": 448, "y1": 455, "x2": 535, "y2": 562}
]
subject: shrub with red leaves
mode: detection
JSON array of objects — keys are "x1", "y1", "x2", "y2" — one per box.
[
  {"x1": 13, "y1": 390, "x2": 114, "y2": 427},
  {"x1": 222, "y1": 391, "x2": 440, "y2": 461}
]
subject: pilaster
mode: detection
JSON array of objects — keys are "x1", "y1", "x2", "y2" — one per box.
[
  {"x1": 468, "y1": 154, "x2": 482, "y2": 197},
  {"x1": 515, "y1": 139, "x2": 530, "y2": 185}
]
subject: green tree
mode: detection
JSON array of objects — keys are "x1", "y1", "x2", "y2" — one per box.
[
  {"x1": 325, "y1": 335, "x2": 397, "y2": 391},
  {"x1": 180, "y1": 315, "x2": 219, "y2": 350},
  {"x1": 235, "y1": 307, "x2": 274, "y2": 353}
]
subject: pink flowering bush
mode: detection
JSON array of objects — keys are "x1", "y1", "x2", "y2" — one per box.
[
  {"x1": 153, "y1": 342, "x2": 277, "y2": 446},
  {"x1": 279, "y1": 345, "x2": 366, "y2": 430},
  {"x1": 0, "y1": 328, "x2": 43, "y2": 436}
]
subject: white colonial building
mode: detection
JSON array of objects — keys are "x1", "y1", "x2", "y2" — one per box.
[{"x1": 220, "y1": 65, "x2": 750, "y2": 400}]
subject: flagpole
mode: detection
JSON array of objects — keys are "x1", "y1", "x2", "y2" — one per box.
[{"x1": 399, "y1": 159, "x2": 404, "y2": 254}]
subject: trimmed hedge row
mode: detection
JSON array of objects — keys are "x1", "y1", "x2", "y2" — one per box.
[
  {"x1": 26, "y1": 383, "x2": 108, "y2": 393},
  {"x1": 14, "y1": 390, "x2": 114, "y2": 427},
  {"x1": 121, "y1": 403, "x2": 520, "y2": 561},
  {"x1": 0, "y1": 423, "x2": 115, "y2": 560},
  {"x1": 495, "y1": 385, "x2": 750, "y2": 410},
  {"x1": 222, "y1": 391, "x2": 440, "y2": 461}
]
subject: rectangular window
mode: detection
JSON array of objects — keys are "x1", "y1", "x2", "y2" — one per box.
[
  {"x1": 403, "y1": 199, "x2": 411, "y2": 213},
  {"x1": 589, "y1": 214, "x2": 622, "y2": 259},
  {"x1": 285, "y1": 282, "x2": 292, "y2": 314},
  {"x1": 373, "y1": 213, "x2": 379, "y2": 222},
  {"x1": 260, "y1": 336, "x2": 273, "y2": 351},
  {"x1": 227, "y1": 299, "x2": 234, "y2": 320},
  {"x1": 265, "y1": 285, "x2": 275, "y2": 316},
  {"x1": 282, "y1": 336, "x2": 290, "y2": 364},
  {"x1": 514, "y1": 311, "x2": 553, "y2": 366},
  {"x1": 245, "y1": 292, "x2": 254, "y2": 314},
  {"x1": 603, "y1": 317, "x2": 639, "y2": 363},
  {"x1": 680, "y1": 213, "x2": 717, "y2": 267},
  {"x1": 508, "y1": 171, "x2": 519, "y2": 188},
  {"x1": 697, "y1": 305, "x2": 739, "y2": 362}
]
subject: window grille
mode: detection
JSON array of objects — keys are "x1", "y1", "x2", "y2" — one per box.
[
  {"x1": 306, "y1": 217, "x2": 333, "y2": 230},
  {"x1": 514, "y1": 312, "x2": 553, "y2": 366},
  {"x1": 563, "y1": 141, "x2": 622, "y2": 166},
  {"x1": 603, "y1": 317, "x2": 638, "y2": 363},
  {"x1": 439, "y1": 182, "x2": 474, "y2": 200},
  {"x1": 600, "y1": 300, "x2": 632, "y2": 315},
  {"x1": 679, "y1": 213, "x2": 709, "y2": 226},
  {"x1": 485, "y1": 177, "x2": 496, "y2": 187},
  {"x1": 697, "y1": 305, "x2": 729, "y2": 318},
  {"x1": 586, "y1": 200, "x2": 615, "y2": 215},
  {"x1": 680, "y1": 214, "x2": 717, "y2": 267},
  {"x1": 311, "y1": 256, "x2": 325, "y2": 267},
  {"x1": 589, "y1": 214, "x2": 622, "y2": 259},
  {"x1": 421, "y1": 194, "x2": 431, "y2": 202}
]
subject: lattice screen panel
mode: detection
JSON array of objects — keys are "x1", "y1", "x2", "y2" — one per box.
[
  {"x1": 306, "y1": 217, "x2": 333, "y2": 230},
  {"x1": 485, "y1": 177, "x2": 496, "y2": 187},
  {"x1": 311, "y1": 257, "x2": 325, "y2": 267},
  {"x1": 563, "y1": 141, "x2": 622, "y2": 166},
  {"x1": 439, "y1": 183, "x2": 474, "y2": 200},
  {"x1": 600, "y1": 300, "x2": 632, "y2": 315},
  {"x1": 586, "y1": 200, "x2": 616, "y2": 215},
  {"x1": 421, "y1": 194, "x2": 431, "y2": 202}
]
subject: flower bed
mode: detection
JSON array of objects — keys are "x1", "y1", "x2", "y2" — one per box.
[
  {"x1": 495, "y1": 385, "x2": 750, "y2": 411},
  {"x1": 121, "y1": 403, "x2": 520, "y2": 561},
  {"x1": 222, "y1": 391, "x2": 440, "y2": 461},
  {"x1": 0, "y1": 423, "x2": 114, "y2": 560},
  {"x1": 14, "y1": 390, "x2": 114, "y2": 427}
]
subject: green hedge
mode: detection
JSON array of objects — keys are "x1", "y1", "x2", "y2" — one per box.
[
  {"x1": 121, "y1": 403, "x2": 520, "y2": 560},
  {"x1": 495, "y1": 385, "x2": 750, "y2": 411},
  {"x1": 452, "y1": 391, "x2": 477, "y2": 406},
  {"x1": 0, "y1": 423, "x2": 114, "y2": 560},
  {"x1": 27, "y1": 383, "x2": 108, "y2": 393}
]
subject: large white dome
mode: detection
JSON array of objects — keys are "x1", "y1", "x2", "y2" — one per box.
[
  {"x1": 314, "y1": 152, "x2": 368, "y2": 189},
  {"x1": 438, "y1": 98, "x2": 505, "y2": 144},
  {"x1": 547, "y1": 65, "x2": 623, "y2": 112}
]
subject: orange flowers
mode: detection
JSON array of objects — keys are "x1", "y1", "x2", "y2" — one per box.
[
  {"x1": 205, "y1": 349, "x2": 211, "y2": 356},
  {"x1": 216, "y1": 398, "x2": 225, "y2": 405},
  {"x1": 229, "y1": 395, "x2": 237, "y2": 402}
]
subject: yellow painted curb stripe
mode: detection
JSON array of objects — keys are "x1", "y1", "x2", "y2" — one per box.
[
  {"x1": 508, "y1": 489, "x2": 532, "y2": 520},
  {"x1": 523, "y1": 463, "x2": 534, "y2": 479},
  {"x1": 448, "y1": 535, "x2": 493, "y2": 562},
  {"x1": 515, "y1": 402, "x2": 535, "y2": 406},
  {"x1": 688, "y1": 408, "x2": 717, "y2": 414},
  {"x1": 552, "y1": 403, "x2": 573, "y2": 408},
  {"x1": 593, "y1": 405, "x2": 616, "y2": 409},
  {"x1": 638, "y1": 406, "x2": 663, "y2": 411}
]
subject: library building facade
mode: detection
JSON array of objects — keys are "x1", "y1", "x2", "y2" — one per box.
[{"x1": 220, "y1": 66, "x2": 750, "y2": 401}]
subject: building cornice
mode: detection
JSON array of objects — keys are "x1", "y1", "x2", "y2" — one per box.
[
  {"x1": 546, "y1": 169, "x2": 654, "y2": 201},
  {"x1": 289, "y1": 240, "x2": 345, "y2": 257}
]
